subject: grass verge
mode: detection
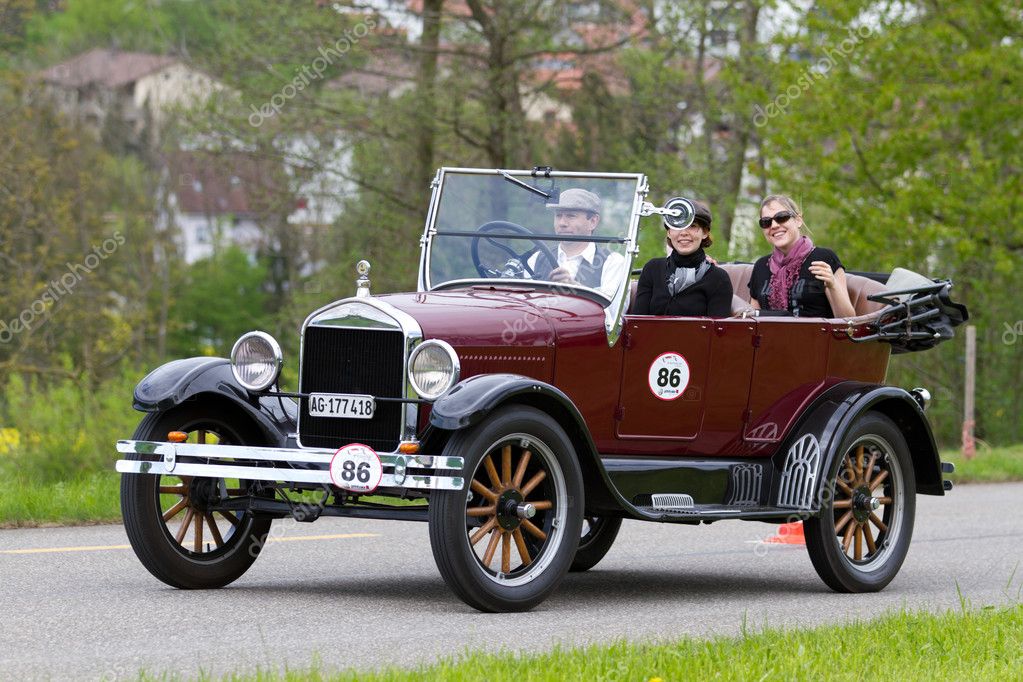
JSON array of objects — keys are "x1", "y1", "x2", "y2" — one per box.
[
  {"x1": 153, "y1": 605, "x2": 1022, "y2": 681},
  {"x1": 0, "y1": 471, "x2": 121, "y2": 528},
  {"x1": 942, "y1": 443, "x2": 1023, "y2": 483}
]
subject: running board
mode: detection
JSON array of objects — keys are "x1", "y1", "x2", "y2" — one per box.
[{"x1": 633, "y1": 504, "x2": 799, "y2": 523}]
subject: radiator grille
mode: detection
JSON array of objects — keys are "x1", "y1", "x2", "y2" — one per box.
[{"x1": 299, "y1": 325, "x2": 405, "y2": 451}]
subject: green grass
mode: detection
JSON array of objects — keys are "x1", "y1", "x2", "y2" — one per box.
[
  {"x1": 143, "y1": 605, "x2": 1022, "y2": 681},
  {"x1": 0, "y1": 471, "x2": 121, "y2": 527},
  {"x1": 942, "y1": 443, "x2": 1023, "y2": 483}
]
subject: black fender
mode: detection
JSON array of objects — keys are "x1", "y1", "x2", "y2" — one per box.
[
  {"x1": 430, "y1": 374, "x2": 623, "y2": 513},
  {"x1": 770, "y1": 382, "x2": 945, "y2": 510},
  {"x1": 132, "y1": 357, "x2": 297, "y2": 448}
]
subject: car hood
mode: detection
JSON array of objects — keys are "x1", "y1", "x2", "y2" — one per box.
[{"x1": 378, "y1": 286, "x2": 561, "y2": 347}]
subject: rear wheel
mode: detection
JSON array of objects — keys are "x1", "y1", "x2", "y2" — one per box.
[
  {"x1": 804, "y1": 413, "x2": 915, "y2": 592},
  {"x1": 570, "y1": 516, "x2": 622, "y2": 572},
  {"x1": 429, "y1": 405, "x2": 584, "y2": 612},
  {"x1": 120, "y1": 404, "x2": 272, "y2": 589}
]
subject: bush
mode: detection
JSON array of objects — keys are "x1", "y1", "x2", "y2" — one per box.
[{"x1": 0, "y1": 369, "x2": 143, "y2": 484}]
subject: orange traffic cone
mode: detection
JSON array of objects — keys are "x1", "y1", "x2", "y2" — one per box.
[{"x1": 765, "y1": 521, "x2": 805, "y2": 545}]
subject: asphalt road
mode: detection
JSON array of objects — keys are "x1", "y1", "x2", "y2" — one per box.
[{"x1": 1, "y1": 482, "x2": 1021, "y2": 681}]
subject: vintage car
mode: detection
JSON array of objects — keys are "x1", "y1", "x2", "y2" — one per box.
[{"x1": 116, "y1": 168, "x2": 967, "y2": 612}]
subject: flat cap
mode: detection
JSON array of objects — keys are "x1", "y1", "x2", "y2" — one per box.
[{"x1": 546, "y1": 188, "x2": 601, "y2": 214}]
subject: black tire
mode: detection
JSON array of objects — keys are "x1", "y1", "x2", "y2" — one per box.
[
  {"x1": 120, "y1": 404, "x2": 273, "y2": 589},
  {"x1": 570, "y1": 516, "x2": 622, "y2": 572},
  {"x1": 804, "y1": 412, "x2": 916, "y2": 592},
  {"x1": 428, "y1": 405, "x2": 584, "y2": 612}
]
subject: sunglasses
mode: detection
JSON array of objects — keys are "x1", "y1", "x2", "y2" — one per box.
[{"x1": 759, "y1": 211, "x2": 794, "y2": 229}]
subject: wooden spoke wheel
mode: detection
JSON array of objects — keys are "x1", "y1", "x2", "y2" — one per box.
[
  {"x1": 154, "y1": 429, "x2": 252, "y2": 558},
  {"x1": 805, "y1": 413, "x2": 915, "y2": 593},
  {"x1": 429, "y1": 405, "x2": 583, "y2": 612},
  {"x1": 463, "y1": 441, "x2": 558, "y2": 579},
  {"x1": 120, "y1": 405, "x2": 273, "y2": 589},
  {"x1": 570, "y1": 516, "x2": 622, "y2": 572}
]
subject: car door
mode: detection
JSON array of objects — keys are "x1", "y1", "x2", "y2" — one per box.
[
  {"x1": 614, "y1": 316, "x2": 713, "y2": 448},
  {"x1": 743, "y1": 318, "x2": 833, "y2": 445}
]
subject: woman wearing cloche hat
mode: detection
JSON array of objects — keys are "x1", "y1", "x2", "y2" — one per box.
[{"x1": 631, "y1": 199, "x2": 733, "y2": 317}]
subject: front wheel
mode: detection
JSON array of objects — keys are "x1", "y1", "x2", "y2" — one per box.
[
  {"x1": 804, "y1": 412, "x2": 916, "y2": 592},
  {"x1": 120, "y1": 405, "x2": 273, "y2": 589},
  {"x1": 429, "y1": 405, "x2": 584, "y2": 612}
]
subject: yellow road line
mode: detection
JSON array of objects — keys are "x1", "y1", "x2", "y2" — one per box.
[
  {"x1": 1, "y1": 544, "x2": 132, "y2": 555},
  {"x1": 269, "y1": 532, "x2": 378, "y2": 543},
  {"x1": 0, "y1": 532, "x2": 380, "y2": 555}
]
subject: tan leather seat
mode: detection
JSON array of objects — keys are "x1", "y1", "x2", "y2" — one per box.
[
  {"x1": 845, "y1": 273, "x2": 886, "y2": 316},
  {"x1": 709, "y1": 263, "x2": 886, "y2": 318}
]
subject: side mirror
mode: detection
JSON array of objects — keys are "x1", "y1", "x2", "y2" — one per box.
[
  {"x1": 662, "y1": 197, "x2": 696, "y2": 229},
  {"x1": 639, "y1": 197, "x2": 696, "y2": 229}
]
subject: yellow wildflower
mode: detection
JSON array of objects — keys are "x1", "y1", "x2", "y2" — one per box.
[{"x1": 0, "y1": 427, "x2": 21, "y2": 455}]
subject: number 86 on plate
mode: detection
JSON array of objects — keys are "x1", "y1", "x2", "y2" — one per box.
[{"x1": 329, "y1": 443, "x2": 384, "y2": 493}]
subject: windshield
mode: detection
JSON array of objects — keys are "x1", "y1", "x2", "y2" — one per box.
[{"x1": 422, "y1": 170, "x2": 644, "y2": 303}]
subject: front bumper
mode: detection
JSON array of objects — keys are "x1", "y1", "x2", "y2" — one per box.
[{"x1": 115, "y1": 440, "x2": 465, "y2": 491}]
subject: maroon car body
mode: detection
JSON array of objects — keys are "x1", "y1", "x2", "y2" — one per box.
[{"x1": 115, "y1": 168, "x2": 967, "y2": 612}]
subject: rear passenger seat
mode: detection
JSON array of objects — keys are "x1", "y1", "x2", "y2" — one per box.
[{"x1": 627, "y1": 263, "x2": 887, "y2": 318}]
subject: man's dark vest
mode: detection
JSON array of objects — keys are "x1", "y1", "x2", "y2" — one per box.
[{"x1": 532, "y1": 246, "x2": 610, "y2": 288}]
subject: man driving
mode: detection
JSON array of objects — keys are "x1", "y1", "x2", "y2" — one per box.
[{"x1": 525, "y1": 188, "x2": 627, "y2": 298}]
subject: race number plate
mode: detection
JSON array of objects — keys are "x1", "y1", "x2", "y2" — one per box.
[
  {"x1": 648, "y1": 352, "x2": 691, "y2": 401},
  {"x1": 308, "y1": 393, "x2": 376, "y2": 419},
  {"x1": 329, "y1": 443, "x2": 384, "y2": 493}
]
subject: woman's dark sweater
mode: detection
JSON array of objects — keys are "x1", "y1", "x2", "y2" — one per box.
[{"x1": 632, "y1": 250, "x2": 734, "y2": 317}]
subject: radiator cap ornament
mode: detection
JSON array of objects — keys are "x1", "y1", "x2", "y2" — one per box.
[{"x1": 355, "y1": 260, "x2": 371, "y2": 298}]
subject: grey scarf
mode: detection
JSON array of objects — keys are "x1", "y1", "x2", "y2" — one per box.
[{"x1": 667, "y1": 260, "x2": 712, "y2": 296}]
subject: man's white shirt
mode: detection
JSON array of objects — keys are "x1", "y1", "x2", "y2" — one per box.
[{"x1": 525, "y1": 242, "x2": 627, "y2": 299}]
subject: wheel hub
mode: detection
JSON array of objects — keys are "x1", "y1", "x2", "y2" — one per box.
[
  {"x1": 851, "y1": 487, "x2": 879, "y2": 522},
  {"x1": 187, "y1": 477, "x2": 220, "y2": 512},
  {"x1": 496, "y1": 490, "x2": 525, "y2": 530}
]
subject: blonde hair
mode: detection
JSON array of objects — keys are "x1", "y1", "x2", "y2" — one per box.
[
  {"x1": 760, "y1": 194, "x2": 812, "y2": 236},
  {"x1": 760, "y1": 194, "x2": 801, "y2": 216}
]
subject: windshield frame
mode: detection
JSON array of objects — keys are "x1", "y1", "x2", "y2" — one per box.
[{"x1": 417, "y1": 167, "x2": 648, "y2": 346}]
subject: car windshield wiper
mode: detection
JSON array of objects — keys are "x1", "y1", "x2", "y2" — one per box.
[{"x1": 498, "y1": 170, "x2": 550, "y2": 200}]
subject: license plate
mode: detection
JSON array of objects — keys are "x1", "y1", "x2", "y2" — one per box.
[{"x1": 308, "y1": 393, "x2": 376, "y2": 419}]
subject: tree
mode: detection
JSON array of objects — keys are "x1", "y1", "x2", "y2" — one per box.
[
  {"x1": 0, "y1": 72, "x2": 158, "y2": 389},
  {"x1": 756, "y1": 0, "x2": 1023, "y2": 445}
]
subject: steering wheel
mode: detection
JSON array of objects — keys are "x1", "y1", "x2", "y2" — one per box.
[{"x1": 469, "y1": 221, "x2": 559, "y2": 279}]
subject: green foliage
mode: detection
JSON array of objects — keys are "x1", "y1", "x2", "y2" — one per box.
[
  {"x1": 168, "y1": 247, "x2": 273, "y2": 358},
  {"x1": 22, "y1": 0, "x2": 219, "y2": 59},
  {"x1": 755, "y1": 0, "x2": 1023, "y2": 445},
  {"x1": 0, "y1": 369, "x2": 143, "y2": 484},
  {"x1": 0, "y1": 72, "x2": 158, "y2": 385}
]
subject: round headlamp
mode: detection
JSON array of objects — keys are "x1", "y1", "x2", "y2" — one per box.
[
  {"x1": 230, "y1": 331, "x2": 283, "y2": 392},
  {"x1": 408, "y1": 340, "x2": 459, "y2": 401}
]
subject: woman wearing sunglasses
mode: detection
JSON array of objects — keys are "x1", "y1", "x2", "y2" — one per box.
[
  {"x1": 632, "y1": 200, "x2": 733, "y2": 317},
  {"x1": 747, "y1": 195, "x2": 856, "y2": 318}
]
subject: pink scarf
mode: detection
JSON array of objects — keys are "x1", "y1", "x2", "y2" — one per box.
[{"x1": 768, "y1": 235, "x2": 814, "y2": 311}]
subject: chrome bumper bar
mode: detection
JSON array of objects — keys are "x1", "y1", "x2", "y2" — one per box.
[{"x1": 114, "y1": 440, "x2": 465, "y2": 491}]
